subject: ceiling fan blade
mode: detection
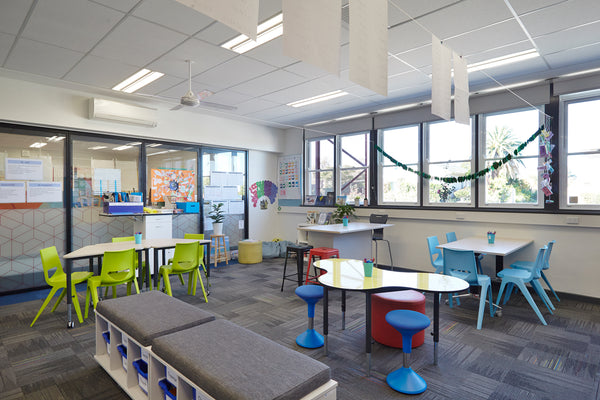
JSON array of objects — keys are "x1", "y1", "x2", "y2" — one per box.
[
  {"x1": 198, "y1": 101, "x2": 237, "y2": 111},
  {"x1": 170, "y1": 104, "x2": 184, "y2": 111}
]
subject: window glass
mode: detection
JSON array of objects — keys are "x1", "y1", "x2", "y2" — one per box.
[
  {"x1": 0, "y1": 130, "x2": 65, "y2": 293},
  {"x1": 339, "y1": 133, "x2": 369, "y2": 202},
  {"x1": 563, "y1": 97, "x2": 600, "y2": 207},
  {"x1": 481, "y1": 109, "x2": 541, "y2": 206},
  {"x1": 425, "y1": 120, "x2": 473, "y2": 205},
  {"x1": 305, "y1": 137, "x2": 335, "y2": 197},
  {"x1": 380, "y1": 125, "x2": 419, "y2": 204}
]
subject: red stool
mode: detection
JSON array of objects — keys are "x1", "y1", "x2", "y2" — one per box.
[
  {"x1": 305, "y1": 247, "x2": 340, "y2": 284},
  {"x1": 371, "y1": 290, "x2": 426, "y2": 348}
]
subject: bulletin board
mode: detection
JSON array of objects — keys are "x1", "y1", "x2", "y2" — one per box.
[
  {"x1": 150, "y1": 168, "x2": 195, "y2": 202},
  {"x1": 277, "y1": 154, "x2": 302, "y2": 206}
]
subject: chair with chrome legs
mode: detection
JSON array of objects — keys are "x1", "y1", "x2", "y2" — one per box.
[{"x1": 370, "y1": 214, "x2": 393, "y2": 268}]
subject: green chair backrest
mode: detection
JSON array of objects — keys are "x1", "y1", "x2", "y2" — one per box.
[
  {"x1": 171, "y1": 242, "x2": 199, "y2": 272},
  {"x1": 101, "y1": 248, "x2": 136, "y2": 282},
  {"x1": 184, "y1": 233, "x2": 205, "y2": 261},
  {"x1": 112, "y1": 236, "x2": 135, "y2": 243},
  {"x1": 40, "y1": 246, "x2": 65, "y2": 283}
]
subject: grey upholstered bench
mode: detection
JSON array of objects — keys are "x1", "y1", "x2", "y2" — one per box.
[
  {"x1": 152, "y1": 319, "x2": 334, "y2": 400},
  {"x1": 96, "y1": 290, "x2": 215, "y2": 346}
]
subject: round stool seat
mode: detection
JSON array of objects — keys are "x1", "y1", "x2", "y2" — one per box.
[
  {"x1": 386, "y1": 309, "x2": 431, "y2": 333},
  {"x1": 238, "y1": 240, "x2": 262, "y2": 264},
  {"x1": 371, "y1": 290, "x2": 426, "y2": 348},
  {"x1": 295, "y1": 284, "x2": 324, "y2": 301}
]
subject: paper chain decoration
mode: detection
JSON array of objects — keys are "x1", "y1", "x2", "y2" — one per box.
[
  {"x1": 376, "y1": 125, "x2": 553, "y2": 186},
  {"x1": 249, "y1": 180, "x2": 278, "y2": 207}
]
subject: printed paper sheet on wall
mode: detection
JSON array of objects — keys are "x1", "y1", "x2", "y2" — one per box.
[
  {"x1": 150, "y1": 168, "x2": 195, "y2": 202},
  {"x1": 278, "y1": 155, "x2": 301, "y2": 206}
]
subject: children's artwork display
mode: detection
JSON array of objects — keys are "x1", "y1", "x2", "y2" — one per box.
[{"x1": 150, "y1": 168, "x2": 195, "y2": 202}]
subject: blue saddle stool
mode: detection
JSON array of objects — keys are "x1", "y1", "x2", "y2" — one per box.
[
  {"x1": 385, "y1": 309, "x2": 431, "y2": 394},
  {"x1": 295, "y1": 284, "x2": 324, "y2": 348}
]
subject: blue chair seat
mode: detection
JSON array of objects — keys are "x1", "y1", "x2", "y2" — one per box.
[{"x1": 295, "y1": 285, "x2": 324, "y2": 349}]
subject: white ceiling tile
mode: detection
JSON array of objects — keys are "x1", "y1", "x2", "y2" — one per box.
[
  {"x1": 283, "y1": 62, "x2": 329, "y2": 79},
  {"x1": 136, "y1": 74, "x2": 185, "y2": 97},
  {"x1": 479, "y1": 57, "x2": 549, "y2": 81},
  {"x1": 0, "y1": 0, "x2": 33, "y2": 35},
  {"x1": 230, "y1": 70, "x2": 307, "y2": 97},
  {"x1": 520, "y1": 0, "x2": 600, "y2": 37},
  {"x1": 444, "y1": 19, "x2": 528, "y2": 57},
  {"x1": 544, "y1": 41, "x2": 600, "y2": 69},
  {"x1": 133, "y1": 0, "x2": 214, "y2": 36},
  {"x1": 201, "y1": 89, "x2": 253, "y2": 105},
  {"x1": 535, "y1": 22, "x2": 600, "y2": 55},
  {"x1": 388, "y1": 57, "x2": 413, "y2": 76},
  {"x1": 244, "y1": 37, "x2": 297, "y2": 68},
  {"x1": 91, "y1": 0, "x2": 138, "y2": 13},
  {"x1": 388, "y1": 70, "x2": 431, "y2": 91},
  {"x1": 0, "y1": 33, "x2": 16, "y2": 65},
  {"x1": 147, "y1": 38, "x2": 236, "y2": 78},
  {"x1": 92, "y1": 16, "x2": 187, "y2": 66},
  {"x1": 236, "y1": 98, "x2": 280, "y2": 115},
  {"x1": 508, "y1": 0, "x2": 566, "y2": 15},
  {"x1": 463, "y1": 41, "x2": 535, "y2": 65},
  {"x1": 23, "y1": 0, "x2": 124, "y2": 53},
  {"x1": 194, "y1": 22, "x2": 238, "y2": 46},
  {"x1": 157, "y1": 76, "x2": 224, "y2": 98},
  {"x1": 393, "y1": 45, "x2": 431, "y2": 70},
  {"x1": 64, "y1": 54, "x2": 139, "y2": 88},
  {"x1": 194, "y1": 56, "x2": 277, "y2": 88},
  {"x1": 418, "y1": 0, "x2": 514, "y2": 40},
  {"x1": 388, "y1": 0, "x2": 462, "y2": 20},
  {"x1": 388, "y1": 21, "x2": 431, "y2": 55},
  {"x1": 5, "y1": 38, "x2": 83, "y2": 78}
]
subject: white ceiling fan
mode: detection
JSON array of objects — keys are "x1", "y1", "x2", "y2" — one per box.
[{"x1": 170, "y1": 60, "x2": 236, "y2": 111}]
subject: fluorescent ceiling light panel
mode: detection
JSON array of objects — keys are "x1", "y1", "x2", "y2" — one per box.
[
  {"x1": 88, "y1": 145, "x2": 107, "y2": 150},
  {"x1": 475, "y1": 79, "x2": 543, "y2": 94},
  {"x1": 467, "y1": 49, "x2": 539, "y2": 72},
  {"x1": 287, "y1": 90, "x2": 349, "y2": 108},
  {"x1": 29, "y1": 142, "x2": 47, "y2": 148},
  {"x1": 147, "y1": 143, "x2": 162, "y2": 147},
  {"x1": 335, "y1": 113, "x2": 369, "y2": 121},
  {"x1": 560, "y1": 67, "x2": 600, "y2": 78},
  {"x1": 112, "y1": 69, "x2": 164, "y2": 93},
  {"x1": 112, "y1": 145, "x2": 133, "y2": 151},
  {"x1": 47, "y1": 136, "x2": 65, "y2": 142},
  {"x1": 221, "y1": 13, "x2": 283, "y2": 54},
  {"x1": 376, "y1": 100, "x2": 431, "y2": 114}
]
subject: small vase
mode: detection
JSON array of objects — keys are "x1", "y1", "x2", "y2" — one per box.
[{"x1": 354, "y1": 198, "x2": 360, "y2": 207}]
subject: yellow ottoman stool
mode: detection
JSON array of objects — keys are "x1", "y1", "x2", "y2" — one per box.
[{"x1": 238, "y1": 240, "x2": 263, "y2": 264}]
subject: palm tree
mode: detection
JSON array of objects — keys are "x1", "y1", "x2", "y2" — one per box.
[{"x1": 486, "y1": 126, "x2": 524, "y2": 179}]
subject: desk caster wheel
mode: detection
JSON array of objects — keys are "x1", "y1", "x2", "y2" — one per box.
[
  {"x1": 68, "y1": 321, "x2": 74, "y2": 328},
  {"x1": 495, "y1": 310, "x2": 502, "y2": 317}
]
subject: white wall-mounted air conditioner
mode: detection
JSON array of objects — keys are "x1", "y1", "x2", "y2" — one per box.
[{"x1": 89, "y1": 98, "x2": 158, "y2": 127}]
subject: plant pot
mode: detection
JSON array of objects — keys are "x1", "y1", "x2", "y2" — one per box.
[
  {"x1": 354, "y1": 198, "x2": 360, "y2": 207},
  {"x1": 213, "y1": 222, "x2": 223, "y2": 236}
]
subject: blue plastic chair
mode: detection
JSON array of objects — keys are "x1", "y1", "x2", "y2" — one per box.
[
  {"x1": 495, "y1": 246, "x2": 553, "y2": 325},
  {"x1": 426, "y1": 236, "x2": 444, "y2": 274},
  {"x1": 385, "y1": 310, "x2": 431, "y2": 394},
  {"x1": 510, "y1": 240, "x2": 559, "y2": 302},
  {"x1": 295, "y1": 285, "x2": 324, "y2": 348},
  {"x1": 443, "y1": 248, "x2": 495, "y2": 330},
  {"x1": 445, "y1": 232, "x2": 457, "y2": 242}
]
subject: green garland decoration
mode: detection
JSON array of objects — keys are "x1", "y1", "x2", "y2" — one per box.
[{"x1": 376, "y1": 125, "x2": 544, "y2": 183}]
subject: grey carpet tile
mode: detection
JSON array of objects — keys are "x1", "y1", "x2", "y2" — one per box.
[{"x1": 1, "y1": 257, "x2": 600, "y2": 399}]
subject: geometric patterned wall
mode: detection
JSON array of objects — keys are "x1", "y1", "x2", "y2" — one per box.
[{"x1": 0, "y1": 208, "x2": 66, "y2": 293}]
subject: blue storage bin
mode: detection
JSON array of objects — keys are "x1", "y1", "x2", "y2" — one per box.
[
  {"x1": 117, "y1": 344, "x2": 127, "y2": 372},
  {"x1": 176, "y1": 202, "x2": 200, "y2": 213},
  {"x1": 102, "y1": 331, "x2": 110, "y2": 355},
  {"x1": 158, "y1": 379, "x2": 177, "y2": 400},
  {"x1": 133, "y1": 359, "x2": 149, "y2": 394}
]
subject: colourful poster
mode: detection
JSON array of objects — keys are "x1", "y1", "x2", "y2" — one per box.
[{"x1": 150, "y1": 168, "x2": 195, "y2": 202}]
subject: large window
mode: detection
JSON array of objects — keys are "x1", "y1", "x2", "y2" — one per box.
[
  {"x1": 424, "y1": 120, "x2": 474, "y2": 205},
  {"x1": 379, "y1": 125, "x2": 419, "y2": 204},
  {"x1": 305, "y1": 137, "x2": 334, "y2": 197},
  {"x1": 338, "y1": 132, "x2": 369, "y2": 203},
  {"x1": 479, "y1": 108, "x2": 542, "y2": 207},
  {"x1": 561, "y1": 94, "x2": 600, "y2": 209}
]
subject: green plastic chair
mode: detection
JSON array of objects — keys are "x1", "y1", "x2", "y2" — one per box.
[
  {"x1": 110, "y1": 236, "x2": 151, "y2": 290},
  {"x1": 184, "y1": 233, "x2": 210, "y2": 287},
  {"x1": 85, "y1": 248, "x2": 140, "y2": 318},
  {"x1": 31, "y1": 246, "x2": 93, "y2": 326},
  {"x1": 158, "y1": 241, "x2": 208, "y2": 302}
]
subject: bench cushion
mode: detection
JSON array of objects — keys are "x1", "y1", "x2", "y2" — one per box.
[
  {"x1": 96, "y1": 291, "x2": 215, "y2": 346},
  {"x1": 152, "y1": 319, "x2": 331, "y2": 400}
]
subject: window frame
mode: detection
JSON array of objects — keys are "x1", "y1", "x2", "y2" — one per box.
[
  {"x1": 304, "y1": 136, "x2": 336, "y2": 199},
  {"x1": 336, "y1": 131, "x2": 370, "y2": 204}
]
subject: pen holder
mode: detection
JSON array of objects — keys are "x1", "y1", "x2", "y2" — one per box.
[
  {"x1": 134, "y1": 233, "x2": 142, "y2": 244},
  {"x1": 487, "y1": 233, "x2": 495, "y2": 244},
  {"x1": 363, "y1": 261, "x2": 373, "y2": 277}
]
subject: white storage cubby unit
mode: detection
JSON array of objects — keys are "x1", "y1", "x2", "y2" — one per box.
[{"x1": 96, "y1": 311, "x2": 337, "y2": 400}]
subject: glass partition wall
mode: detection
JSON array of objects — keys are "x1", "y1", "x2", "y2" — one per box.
[{"x1": 0, "y1": 128, "x2": 66, "y2": 293}]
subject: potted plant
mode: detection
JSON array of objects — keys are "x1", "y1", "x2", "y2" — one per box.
[
  {"x1": 354, "y1": 196, "x2": 361, "y2": 207},
  {"x1": 208, "y1": 202, "x2": 225, "y2": 235},
  {"x1": 332, "y1": 203, "x2": 356, "y2": 224}
]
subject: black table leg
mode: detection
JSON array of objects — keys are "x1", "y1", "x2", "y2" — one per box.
[
  {"x1": 144, "y1": 249, "x2": 150, "y2": 289},
  {"x1": 341, "y1": 290, "x2": 346, "y2": 330},
  {"x1": 433, "y1": 291, "x2": 440, "y2": 365},
  {"x1": 154, "y1": 248, "x2": 160, "y2": 290},
  {"x1": 495, "y1": 255, "x2": 504, "y2": 275},
  {"x1": 66, "y1": 258, "x2": 73, "y2": 328},
  {"x1": 296, "y1": 249, "x2": 304, "y2": 287},
  {"x1": 206, "y1": 242, "x2": 211, "y2": 277},
  {"x1": 366, "y1": 292, "x2": 372, "y2": 376},
  {"x1": 323, "y1": 286, "x2": 329, "y2": 355}
]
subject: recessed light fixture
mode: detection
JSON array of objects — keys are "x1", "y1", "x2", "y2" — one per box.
[
  {"x1": 88, "y1": 145, "x2": 107, "y2": 150},
  {"x1": 287, "y1": 90, "x2": 349, "y2": 108},
  {"x1": 467, "y1": 49, "x2": 539, "y2": 72},
  {"x1": 29, "y1": 142, "x2": 47, "y2": 148},
  {"x1": 112, "y1": 145, "x2": 133, "y2": 151},
  {"x1": 221, "y1": 13, "x2": 283, "y2": 54},
  {"x1": 112, "y1": 69, "x2": 164, "y2": 93},
  {"x1": 559, "y1": 67, "x2": 600, "y2": 78}
]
